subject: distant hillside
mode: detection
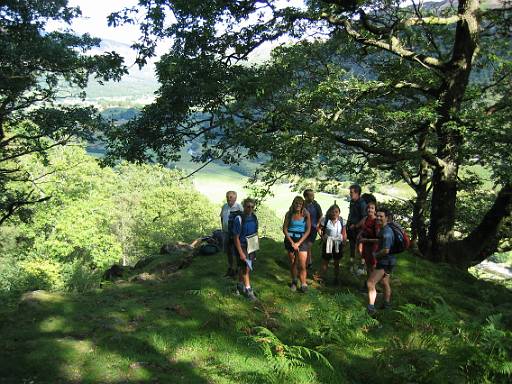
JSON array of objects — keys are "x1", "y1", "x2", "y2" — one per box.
[{"x1": 61, "y1": 38, "x2": 159, "y2": 106}]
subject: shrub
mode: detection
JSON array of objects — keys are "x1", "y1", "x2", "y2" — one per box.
[{"x1": 18, "y1": 258, "x2": 65, "y2": 292}]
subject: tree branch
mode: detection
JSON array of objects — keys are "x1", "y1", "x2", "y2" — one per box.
[{"x1": 324, "y1": 16, "x2": 446, "y2": 72}]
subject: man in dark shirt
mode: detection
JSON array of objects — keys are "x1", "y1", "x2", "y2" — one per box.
[
  {"x1": 347, "y1": 184, "x2": 367, "y2": 269},
  {"x1": 367, "y1": 207, "x2": 396, "y2": 315},
  {"x1": 304, "y1": 189, "x2": 322, "y2": 269}
]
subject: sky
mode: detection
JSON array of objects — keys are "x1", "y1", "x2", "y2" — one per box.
[{"x1": 47, "y1": 0, "x2": 142, "y2": 45}]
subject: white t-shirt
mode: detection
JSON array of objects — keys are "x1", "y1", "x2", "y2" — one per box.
[
  {"x1": 320, "y1": 216, "x2": 344, "y2": 239},
  {"x1": 220, "y1": 202, "x2": 243, "y2": 232}
]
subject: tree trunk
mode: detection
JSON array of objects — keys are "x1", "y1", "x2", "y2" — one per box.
[
  {"x1": 424, "y1": 0, "x2": 480, "y2": 263},
  {"x1": 447, "y1": 184, "x2": 512, "y2": 267},
  {"x1": 412, "y1": 130, "x2": 432, "y2": 254},
  {"x1": 428, "y1": 159, "x2": 460, "y2": 261}
]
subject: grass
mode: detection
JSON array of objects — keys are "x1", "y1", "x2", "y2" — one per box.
[
  {"x1": 1, "y1": 239, "x2": 511, "y2": 384},
  {"x1": 173, "y1": 153, "x2": 411, "y2": 219}
]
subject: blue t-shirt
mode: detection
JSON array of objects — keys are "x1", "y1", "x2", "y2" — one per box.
[
  {"x1": 305, "y1": 201, "x2": 321, "y2": 230},
  {"x1": 378, "y1": 225, "x2": 396, "y2": 265},
  {"x1": 231, "y1": 214, "x2": 258, "y2": 246}
]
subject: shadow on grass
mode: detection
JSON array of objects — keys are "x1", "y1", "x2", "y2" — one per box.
[{"x1": 1, "y1": 238, "x2": 511, "y2": 384}]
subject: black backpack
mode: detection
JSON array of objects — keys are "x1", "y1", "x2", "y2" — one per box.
[
  {"x1": 361, "y1": 193, "x2": 376, "y2": 205},
  {"x1": 388, "y1": 222, "x2": 411, "y2": 254}
]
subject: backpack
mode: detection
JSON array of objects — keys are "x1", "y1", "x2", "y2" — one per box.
[
  {"x1": 323, "y1": 216, "x2": 344, "y2": 232},
  {"x1": 198, "y1": 243, "x2": 220, "y2": 256},
  {"x1": 228, "y1": 211, "x2": 258, "y2": 239},
  {"x1": 361, "y1": 193, "x2": 376, "y2": 205},
  {"x1": 227, "y1": 210, "x2": 244, "y2": 239},
  {"x1": 388, "y1": 222, "x2": 411, "y2": 254}
]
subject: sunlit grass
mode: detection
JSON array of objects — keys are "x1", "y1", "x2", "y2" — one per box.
[{"x1": 1, "y1": 237, "x2": 511, "y2": 383}]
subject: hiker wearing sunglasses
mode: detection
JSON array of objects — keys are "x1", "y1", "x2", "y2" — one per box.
[{"x1": 232, "y1": 198, "x2": 259, "y2": 301}]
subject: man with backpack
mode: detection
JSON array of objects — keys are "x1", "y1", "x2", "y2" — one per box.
[
  {"x1": 232, "y1": 198, "x2": 259, "y2": 301},
  {"x1": 366, "y1": 207, "x2": 405, "y2": 315},
  {"x1": 220, "y1": 191, "x2": 243, "y2": 277}
]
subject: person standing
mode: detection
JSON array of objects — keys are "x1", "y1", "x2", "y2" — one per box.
[
  {"x1": 367, "y1": 207, "x2": 395, "y2": 315},
  {"x1": 318, "y1": 203, "x2": 346, "y2": 285},
  {"x1": 220, "y1": 190, "x2": 242, "y2": 277},
  {"x1": 232, "y1": 198, "x2": 259, "y2": 301},
  {"x1": 346, "y1": 184, "x2": 367, "y2": 272},
  {"x1": 303, "y1": 189, "x2": 322, "y2": 269},
  {"x1": 357, "y1": 201, "x2": 380, "y2": 290},
  {"x1": 283, "y1": 196, "x2": 311, "y2": 293}
]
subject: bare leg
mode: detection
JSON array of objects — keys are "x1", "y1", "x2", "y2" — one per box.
[
  {"x1": 287, "y1": 252, "x2": 297, "y2": 281},
  {"x1": 367, "y1": 269, "x2": 386, "y2": 306},
  {"x1": 297, "y1": 251, "x2": 308, "y2": 286},
  {"x1": 320, "y1": 258, "x2": 329, "y2": 278},
  {"x1": 381, "y1": 273, "x2": 391, "y2": 303},
  {"x1": 333, "y1": 259, "x2": 340, "y2": 280}
]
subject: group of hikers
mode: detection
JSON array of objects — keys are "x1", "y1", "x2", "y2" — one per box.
[{"x1": 219, "y1": 185, "x2": 407, "y2": 315}]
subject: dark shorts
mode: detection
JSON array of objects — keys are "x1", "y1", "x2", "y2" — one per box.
[
  {"x1": 306, "y1": 228, "x2": 318, "y2": 245},
  {"x1": 321, "y1": 242, "x2": 343, "y2": 261},
  {"x1": 235, "y1": 246, "x2": 256, "y2": 269},
  {"x1": 284, "y1": 237, "x2": 309, "y2": 253},
  {"x1": 376, "y1": 261, "x2": 395, "y2": 275},
  {"x1": 347, "y1": 227, "x2": 358, "y2": 242}
]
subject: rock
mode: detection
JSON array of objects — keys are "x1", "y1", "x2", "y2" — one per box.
[
  {"x1": 19, "y1": 290, "x2": 59, "y2": 311},
  {"x1": 103, "y1": 264, "x2": 128, "y2": 281},
  {"x1": 160, "y1": 242, "x2": 194, "y2": 255},
  {"x1": 129, "y1": 272, "x2": 157, "y2": 282},
  {"x1": 134, "y1": 256, "x2": 156, "y2": 270}
]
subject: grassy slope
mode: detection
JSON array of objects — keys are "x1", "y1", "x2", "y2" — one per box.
[
  {"x1": 1, "y1": 240, "x2": 511, "y2": 384},
  {"x1": 176, "y1": 155, "x2": 407, "y2": 219}
]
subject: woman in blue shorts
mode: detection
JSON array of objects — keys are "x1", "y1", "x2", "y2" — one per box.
[{"x1": 283, "y1": 196, "x2": 311, "y2": 293}]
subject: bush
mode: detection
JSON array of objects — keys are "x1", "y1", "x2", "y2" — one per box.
[
  {"x1": 0, "y1": 146, "x2": 222, "y2": 296},
  {"x1": 18, "y1": 258, "x2": 65, "y2": 292}
]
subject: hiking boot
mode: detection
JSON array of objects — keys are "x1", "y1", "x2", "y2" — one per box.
[
  {"x1": 381, "y1": 301, "x2": 392, "y2": 310},
  {"x1": 367, "y1": 304, "x2": 377, "y2": 316},
  {"x1": 236, "y1": 282, "x2": 245, "y2": 295},
  {"x1": 290, "y1": 282, "x2": 297, "y2": 292},
  {"x1": 299, "y1": 285, "x2": 308, "y2": 293},
  {"x1": 224, "y1": 268, "x2": 236, "y2": 278},
  {"x1": 333, "y1": 277, "x2": 339, "y2": 285},
  {"x1": 246, "y1": 288, "x2": 258, "y2": 302}
]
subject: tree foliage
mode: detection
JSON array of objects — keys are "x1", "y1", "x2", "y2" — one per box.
[
  {"x1": 0, "y1": 145, "x2": 221, "y2": 295},
  {"x1": 0, "y1": 0, "x2": 127, "y2": 223},
  {"x1": 105, "y1": 0, "x2": 512, "y2": 267}
]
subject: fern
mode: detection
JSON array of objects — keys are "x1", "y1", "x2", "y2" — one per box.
[{"x1": 248, "y1": 326, "x2": 333, "y2": 383}]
